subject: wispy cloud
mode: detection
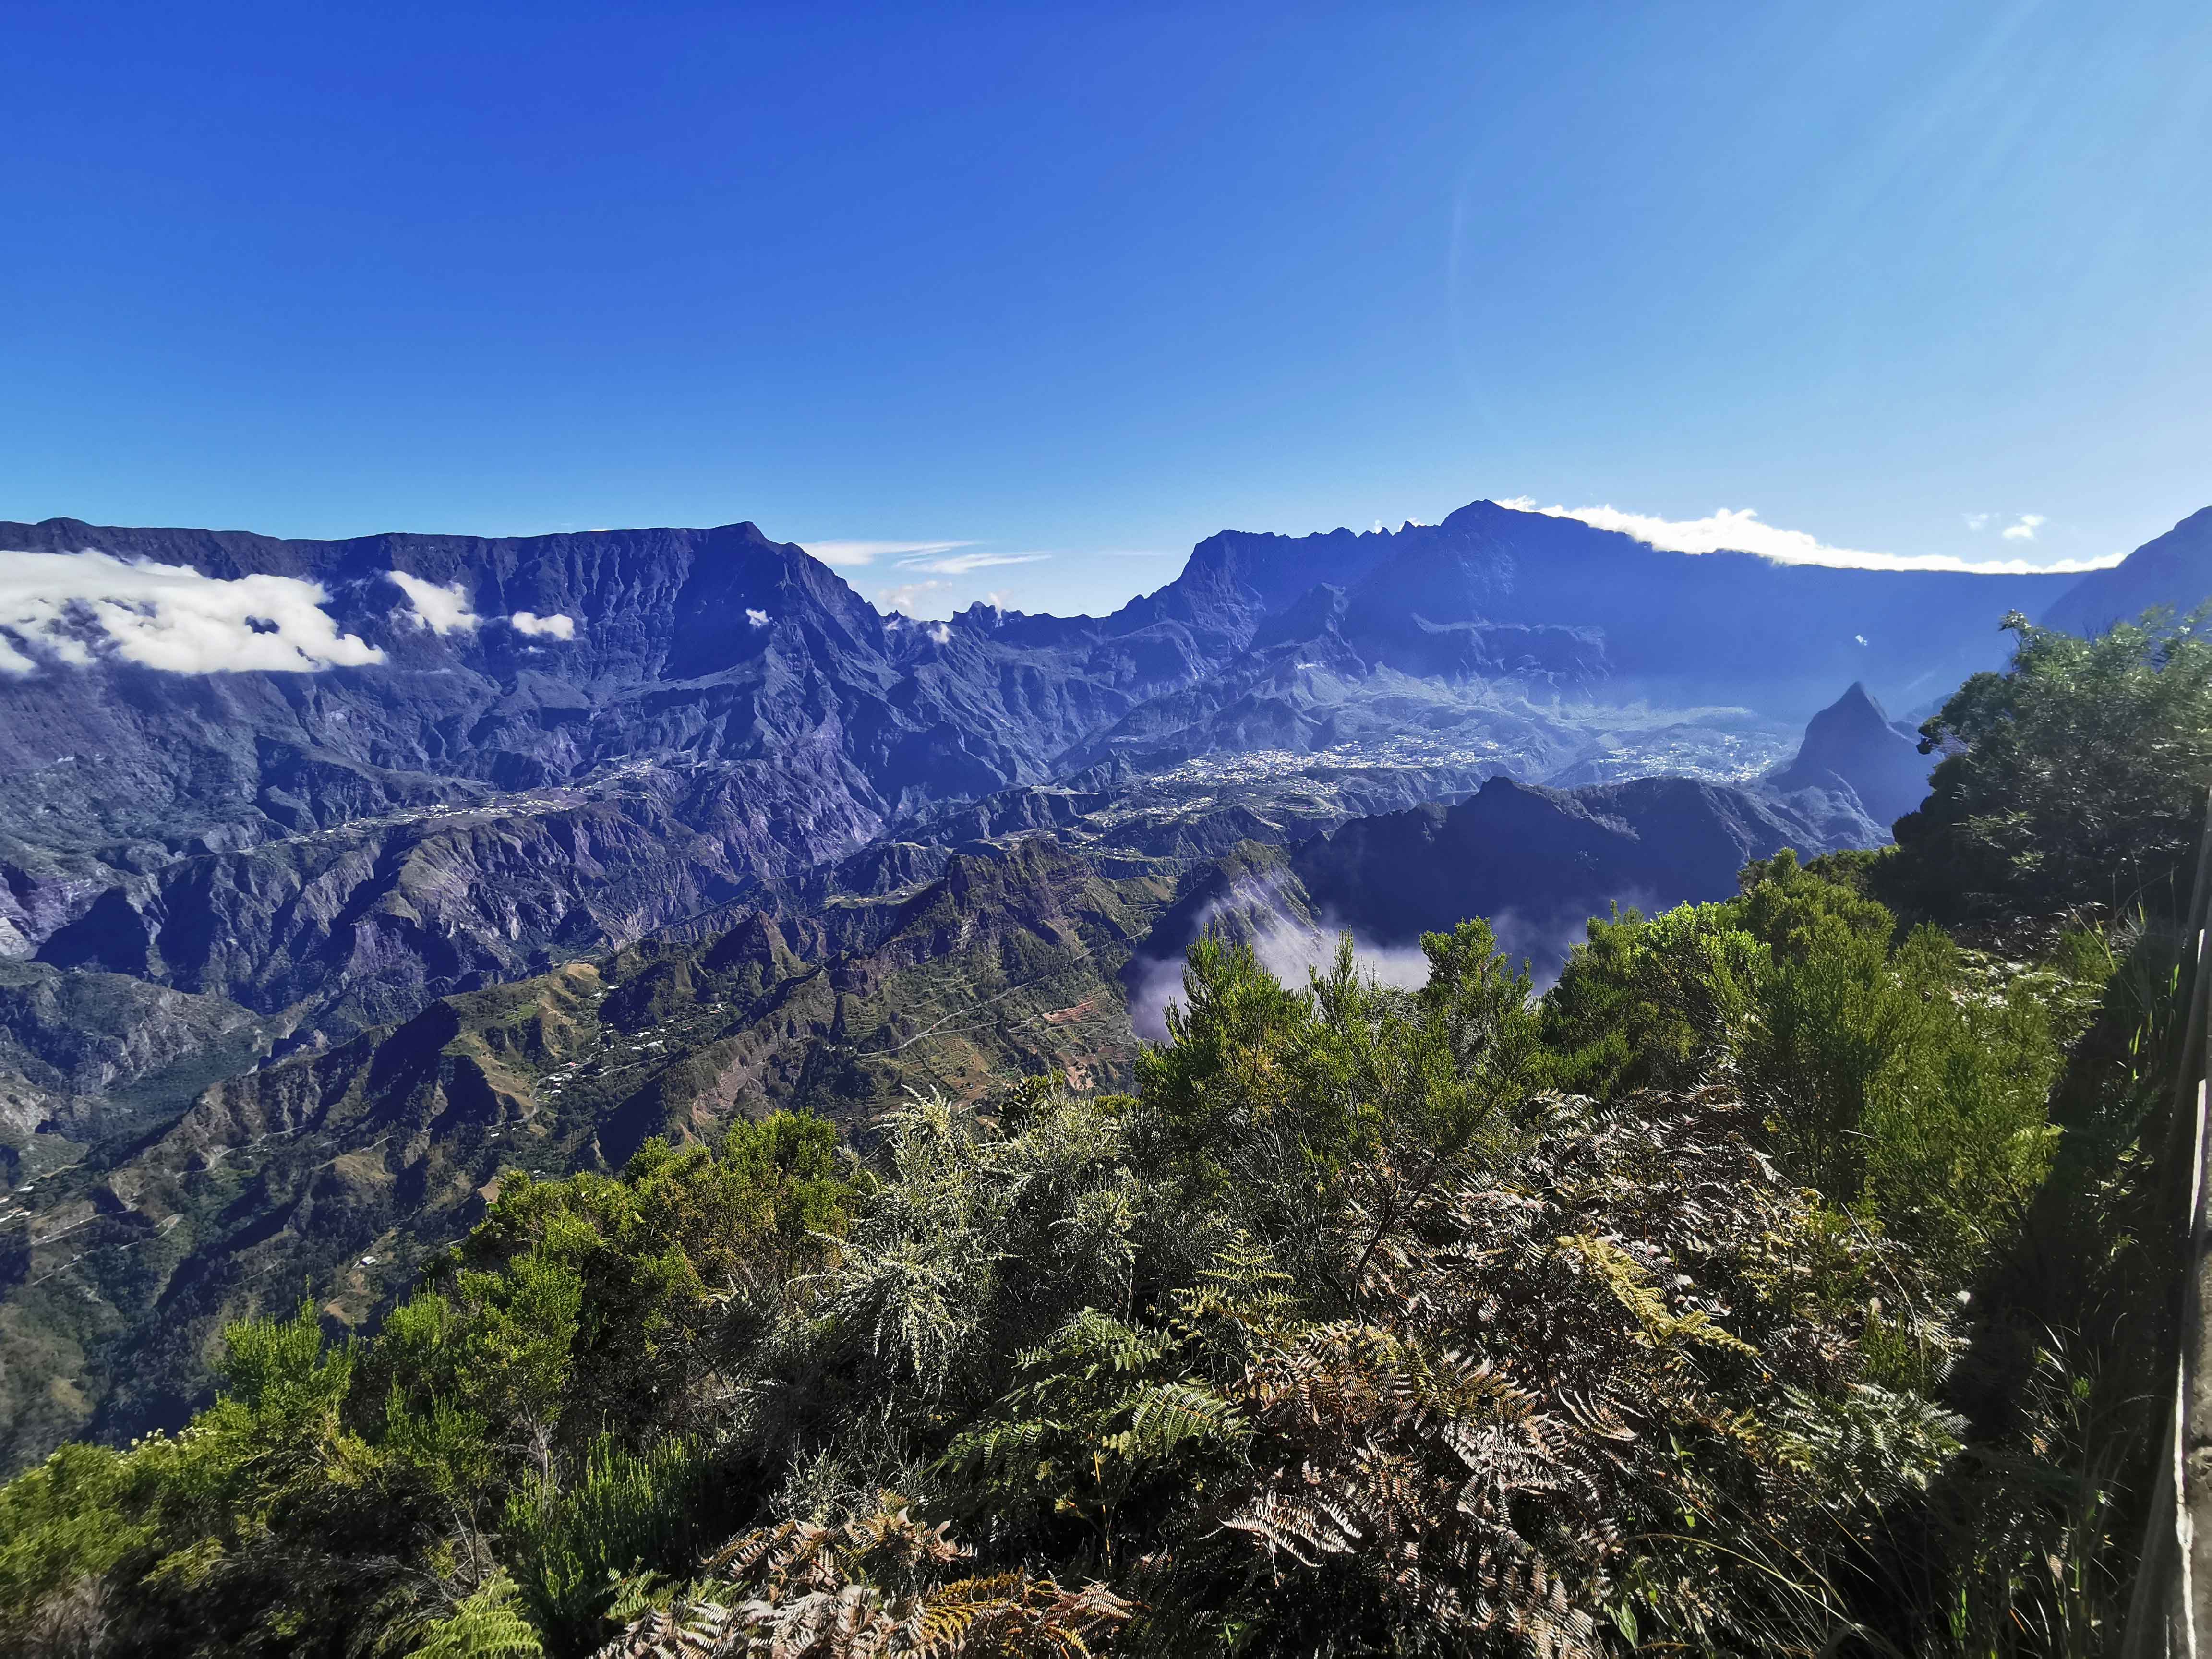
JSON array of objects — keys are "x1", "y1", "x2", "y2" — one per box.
[
  {"x1": 1962, "y1": 512, "x2": 1993, "y2": 531},
  {"x1": 0, "y1": 550, "x2": 383, "y2": 676},
  {"x1": 2001, "y1": 513, "x2": 2047, "y2": 542},
  {"x1": 1497, "y1": 499, "x2": 2120, "y2": 575},
  {"x1": 800, "y1": 538, "x2": 974, "y2": 568},
  {"x1": 896, "y1": 551, "x2": 1051, "y2": 576}
]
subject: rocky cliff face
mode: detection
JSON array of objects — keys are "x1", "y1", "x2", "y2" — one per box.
[{"x1": 0, "y1": 519, "x2": 1042, "y2": 879}]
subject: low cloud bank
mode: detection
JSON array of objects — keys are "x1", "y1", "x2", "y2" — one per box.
[
  {"x1": 1126, "y1": 876, "x2": 1432, "y2": 1042},
  {"x1": 0, "y1": 550, "x2": 382, "y2": 676},
  {"x1": 1125, "y1": 876, "x2": 1668, "y2": 1041}
]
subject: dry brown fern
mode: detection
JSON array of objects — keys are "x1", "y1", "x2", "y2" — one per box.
[{"x1": 592, "y1": 1495, "x2": 1132, "y2": 1658}]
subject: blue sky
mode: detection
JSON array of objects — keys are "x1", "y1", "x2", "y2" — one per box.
[{"x1": 4, "y1": 0, "x2": 2207, "y2": 618}]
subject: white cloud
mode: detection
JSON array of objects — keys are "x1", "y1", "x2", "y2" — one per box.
[
  {"x1": 1962, "y1": 512, "x2": 1992, "y2": 531},
  {"x1": 895, "y1": 551, "x2": 1050, "y2": 576},
  {"x1": 745, "y1": 607, "x2": 769, "y2": 629},
  {"x1": 927, "y1": 622, "x2": 951, "y2": 645},
  {"x1": 1126, "y1": 875, "x2": 1432, "y2": 1042},
  {"x1": 1496, "y1": 498, "x2": 2120, "y2": 575},
  {"x1": 509, "y1": 611, "x2": 577, "y2": 639},
  {"x1": 387, "y1": 570, "x2": 481, "y2": 634},
  {"x1": 801, "y1": 539, "x2": 974, "y2": 568},
  {"x1": 0, "y1": 549, "x2": 383, "y2": 676},
  {"x1": 876, "y1": 579, "x2": 951, "y2": 617},
  {"x1": 2000, "y1": 513, "x2": 2046, "y2": 542}
]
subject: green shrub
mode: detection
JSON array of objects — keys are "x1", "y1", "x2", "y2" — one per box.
[{"x1": 505, "y1": 1436, "x2": 707, "y2": 1653}]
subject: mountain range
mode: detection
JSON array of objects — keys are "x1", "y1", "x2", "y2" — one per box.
[{"x1": 0, "y1": 495, "x2": 2204, "y2": 1466}]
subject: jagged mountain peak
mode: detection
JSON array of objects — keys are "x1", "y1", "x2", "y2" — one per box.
[{"x1": 1766, "y1": 681, "x2": 1931, "y2": 830}]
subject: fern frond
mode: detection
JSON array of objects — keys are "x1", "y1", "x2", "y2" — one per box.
[{"x1": 407, "y1": 1572, "x2": 548, "y2": 1659}]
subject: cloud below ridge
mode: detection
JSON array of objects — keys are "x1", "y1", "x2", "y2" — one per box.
[
  {"x1": 0, "y1": 550, "x2": 382, "y2": 676},
  {"x1": 1497, "y1": 499, "x2": 2121, "y2": 575}
]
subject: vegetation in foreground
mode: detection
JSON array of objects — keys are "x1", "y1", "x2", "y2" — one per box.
[{"x1": 2, "y1": 606, "x2": 2206, "y2": 1657}]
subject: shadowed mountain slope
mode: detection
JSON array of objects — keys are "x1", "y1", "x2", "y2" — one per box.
[
  {"x1": 1293, "y1": 774, "x2": 1857, "y2": 961},
  {"x1": 2041, "y1": 506, "x2": 2212, "y2": 636}
]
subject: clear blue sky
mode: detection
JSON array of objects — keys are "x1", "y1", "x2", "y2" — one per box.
[{"x1": 4, "y1": 1, "x2": 2207, "y2": 617}]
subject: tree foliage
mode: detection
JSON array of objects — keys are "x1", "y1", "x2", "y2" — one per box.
[{"x1": 1892, "y1": 604, "x2": 2212, "y2": 918}]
